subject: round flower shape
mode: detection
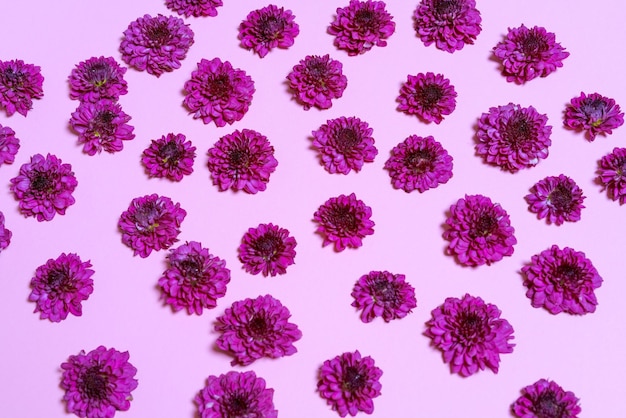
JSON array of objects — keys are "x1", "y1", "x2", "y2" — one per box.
[
  {"x1": 142, "y1": 132, "x2": 196, "y2": 181},
  {"x1": 68, "y1": 56, "x2": 128, "y2": 103},
  {"x1": 207, "y1": 128, "x2": 278, "y2": 194},
  {"x1": 0, "y1": 59, "x2": 44, "y2": 117},
  {"x1": 0, "y1": 123, "x2": 20, "y2": 166},
  {"x1": 9, "y1": 153, "x2": 78, "y2": 222},
  {"x1": 317, "y1": 350, "x2": 383, "y2": 417},
  {"x1": 287, "y1": 54, "x2": 348, "y2": 110},
  {"x1": 493, "y1": 24, "x2": 569, "y2": 84},
  {"x1": 512, "y1": 379, "x2": 581, "y2": 418},
  {"x1": 313, "y1": 193, "x2": 375, "y2": 251},
  {"x1": 425, "y1": 293, "x2": 515, "y2": 377},
  {"x1": 184, "y1": 58, "x2": 255, "y2": 127},
  {"x1": 525, "y1": 174, "x2": 585, "y2": 225},
  {"x1": 61, "y1": 346, "x2": 138, "y2": 418},
  {"x1": 597, "y1": 147, "x2": 626, "y2": 204},
  {"x1": 238, "y1": 223, "x2": 297, "y2": 277},
  {"x1": 351, "y1": 270, "x2": 417, "y2": 323},
  {"x1": 239, "y1": 5, "x2": 300, "y2": 58},
  {"x1": 475, "y1": 103, "x2": 552, "y2": 173},
  {"x1": 413, "y1": 0, "x2": 482, "y2": 53},
  {"x1": 312, "y1": 116, "x2": 378, "y2": 174},
  {"x1": 166, "y1": 0, "x2": 223, "y2": 18},
  {"x1": 564, "y1": 92, "x2": 624, "y2": 141},
  {"x1": 397, "y1": 72, "x2": 457, "y2": 124},
  {"x1": 215, "y1": 294, "x2": 302, "y2": 366},
  {"x1": 118, "y1": 194, "x2": 187, "y2": 258},
  {"x1": 195, "y1": 371, "x2": 278, "y2": 418},
  {"x1": 0, "y1": 211, "x2": 12, "y2": 253},
  {"x1": 443, "y1": 194, "x2": 517, "y2": 267},
  {"x1": 120, "y1": 14, "x2": 194, "y2": 77}
]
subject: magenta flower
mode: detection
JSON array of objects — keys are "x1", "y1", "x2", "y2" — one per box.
[
  {"x1": 351, "y1": 270, "x2": 417, "y2": 323},
  {"x1": 525, "y1": 174, "x2": 585, "y2": 225},
  {"x1": 118, "y1": 194, "x2": 187, "y2": 258},
  {"x1": 0, "y1": 59, "x2": 44, "y2": 117},
  {"x1": 166, "y1": 0, "x2": 223, "y2": 18},
  {"x1": 317, "y1": 350, "x2": 383, "y2": 417},
  {"x1": 238, "y1": 223, "x2": 297, "y2": 277},
  {"x1": 215, "y1": 294, "x2": 302, "y2": 366},
  {"x1": 68, "y1": 56, "x2": 128, "y2": 103},
  {"x1": 564, "y1": 92, "x2": 624, "y2": 141},
  {"x1": 397, "y1": 72, "x2": 457, "y2": 124},
  {"x1": 0, "y1": 123, "x2": 20, "y2": 166},
  {"x1": 61, "y1": 346, "x2": 138, "y2": 418},
  {"x1": 10, "y1": 153, "x2": 78, "y2": 222},
  {"x1": 0, "y1": 211, "x2": 12, "y2": 253},
  {"x1": 287, "y1": 54, "x2": 348, "y2": 110},
  {"x1": 512, "y1": 379, "x2": 581, "y2": 418},
  {"x1": 239, "y1": 5, "x2": 300, "y2": 58},
  {"x1": 597, "y1": 147, "x2": 626, "y2": 204},
  {"x1": 142, "y1": 132, "x2": 196, "y2": 181}
]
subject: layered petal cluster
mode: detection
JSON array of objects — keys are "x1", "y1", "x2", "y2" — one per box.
[
  {"x1": 142, "y1": 132, "x2": 196, "y2": 181},
  {"x1": 239, "y1": 5, "x2": 300, "y2": 58},
  {"x1": 287, "y1": 54, "x2": 348, "y2": 110},
  {"x1": 512, "y1": 379, "x2": 581, "y2": 418},
  {"x1": 0, "y1": 123, "x2": 20, "y2": 166},
  {"x1": 166, "y1": 0, "x2": 223, "y2": 18},
  {"x1": 525, "y1": 174, "x2": 585, "y2": 225},
  {"x1": 397, "y1": 72, "x2": 457, "y2": 124},
  {"x1": 564, "y1": 92, "x2": 624, "y2": 141},
  {"x1": 68, "y1": 56, "x2": 128, "y2": 103},
  {"x1": 351, "y1": 270, "x2": 417, "y2": 323},
  {"x1": 0, "y1": 211, "x2": 12, "y2": 253},
  {"x1": 313, "y1": 193, "x2": 375, "y2": 251},
  {"x1": 597, "y1": 147, "x2": 626, "y2": 204},
  {"x1": 0, "y1": 59, "x2": 44, "y2": 116},
  {"x1": 238, "y1": 223, "x2": 297, "y2": 277}
]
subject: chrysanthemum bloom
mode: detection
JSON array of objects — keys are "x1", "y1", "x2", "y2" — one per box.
[
  {"x1": 312, "y1": 116, "x2": 378, "y2": 174},
  {"x1": 328, "y1": 0, "x2": 396, "y2": 56},
  {"x1": 207, "y1": 129, "x2": 278, "y2": 193},
  {"x1": 68, "y1": 56, "x2": 128, "y2": 103},
  {"x1": 351, "y1": 270, "x2": 417, "y2": 323},
  {"x1": 525, "y1": 174, "x2": 585, "y2": 225},
  {"x1": 313, "y1": 193, "x2": 375, "y2": 251},
  {"x1": 238, "y1": 223, "x2": 297, "y2": 277},
  {"x1": 0, "y1": 123, "x2": 20, "y2": 166},
  {"x1": 9, "y1": 153, "x2": 78, "y2": 222},
  {"x1": 512, "y1": 379, "x2": 581, "y2": 418},
  {"x1": 184, "y1": 58, "x2": 255, "y2": 127},
  {"x1": 120, "y1": 14, "x2": 194, "y2": 77},
  {"x1": 287, "y1": 54, "x2": 348, "y2": 110},
  {"x1": 564, "y1": 92, "x2": 624, "y2": 141},
  {"x1": 142, "y1": 133, "x2": 196, "y2": 181},
  {"x1": 397, "y1": 72, "x2": 457, "y2": 124},
  {"x1": 0, "y1": 59, "x2": 44, "y2": 117},
  {"x1": 158, "y1": 241, "x2": 230, "y2": 315},
  {"x1": 597, "y1": 147, "x2": 626, "y2": 204},
  {"x1": 443, "y1": 194, "x2": 517, "y2": 267},
  {"x1": 61, "y1": 346, "x2": 138, "y2": 418},
  {"x1": 118, "y1": 194, "x2": 186, "y2": 258},
  {"x1": 166, "y1": 0, "x2": 223, "y2": 18},
  {"x1": 317, "y1": 350, "x2": 383, "y2": 417},
  {"x1": 70, "y1": 99, "x2": 135, "y2": 155},
  {"x1": 215, "y1": 294, "x2": 302, "y2": 366},
  {"x1": 0, "y1": 211, "x2": 11, "y2": 253},
  {"x1": 476, "y1": 103, "x2": 552, "y2": 173},
  {"x1": 195, "y1": 371, "x2": 278, "y2": 418},
  {"x1": 425, "y1": 293, "x2": 515, "y2": 377},
  {"x1": 413, "y1": 0, "x2": 482, "y2": 53},
  {"x1": 493, "y1": 24, "x2": 569, "y2": 84},
  {"x1": 239, "y1": 5, "x2": 300, "y2": 58}
]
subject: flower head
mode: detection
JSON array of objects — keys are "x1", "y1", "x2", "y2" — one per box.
[
  {"x1": 0, "y1": 211, "x2": 12, "y2": 253},
  {"x1": 238, "y1": 223, "x2": 297, "y2": 277},
  {"x1": 313, "y1": 193, "x2": 375, "y2": 251},
  {"x1": 397, "y1": 72, "x2": 457, "y2": 124},
  {"x1": 142, "y1": 132, "x2": 196, "y2": 181},
  {"x1": 0, "y1": 59, "x2": 44, "y2": 117},
  {"x1": 512, "y1": 379, "x2": 581, "y2": 418},
  {"x1": 351, "y1": 270, "x2": 417, "y2": 323},
  {"x1": 68, "y1": 56, "x2": 128, "y2": 103},
  {"x1": 564, "y1": 92, "x2": 624, "y2": 141},
  {"x1": 0, "y1": 123, "x2": 20, "y2": 166},
  {"x1": 166, "y1": 0, "x2": 223, "y2": 18},
  {"x1": 287, "y1": 54, "x2": 348, "y2": 110},
  {"x1": 525, "y1": 174, "x2": 585, "y2": 225},
  {"x1": 239, "y1": 5, "x2": 300, "y2": 58},
  {"x1": 597, "y1": 147, "x2": 626, "y2": 204}
]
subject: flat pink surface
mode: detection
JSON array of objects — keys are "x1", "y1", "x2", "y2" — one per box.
[{"x1": 1, "y1": 1, "x2": 624, "y2": 417}]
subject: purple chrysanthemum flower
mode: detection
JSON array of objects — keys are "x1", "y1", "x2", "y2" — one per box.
[
  {"x1": 61, "y1": 346, "x2": 138, "y2": 418},
  {"x1": 166, "y1": 0, "x2": 223, "y2": 18},
  {"x1": 313, "y1": 193, "x2": 375, "y2": 252},
  {"x1": 0, "y1": 123, "x2": 20, "y2": 166},
  {"x1": 525, "y1": 174, "x2": 585, "y2": 225},
  {"x1": 564, "y1": 92, "x2": 624, "y2": 141},
  {"x1": 158, "y1": 241, "x2": 230, "y2": 315},
  {"x1": 195, "y1": 371, "x2": 278, "y2": 418},
  {"x1": 312, "y1": 116, "x2": 378, "y2": 174},
  {"x1": 397, "y1": 72, "x2": 457, "y2": 124},
  {"x1": 443, "y1": 194, "x2": 517, "y2": 267},
  {"x1": 317, "y1": 350, "x2": 383, "y2": 417},
  {"x1": 287, "y1": 54, "x2": 348, "y2": 110},
  {"x1": 476, "y1": 103, "x2": 552, "y2": 173},
  {"x1": 0, "y1": 59, "x2": 44, "y2": 117},
  {"x1": 329, "y1": 0, "x2": 395, "y2": 56},
  {"x1": 512, "y1": 379, "x2": 581, "y2": 418},
  {"x1": 238, "y1": 223, "x2": 297, "y2": 277},
  {"x1": 9, "y1": 153, "x2": 78, "y2": 222},
  {"x1": 142, "y1": 133, "x2": 196, "y2": 181},
  {"x1": 597, "y1": 147, "x2": 626, "y2": 204},
  {"x1": 118, "y1": 194, "x2": 186, "y2": 258},
  {"x1": 0, "y1": 211, "x2": 12, "y2": 253},
  {"x1": 70, "y1": 99, "x2": 135, "y2": 155},
  {"x1": 413, "y1": 0, "x2": 482, "y2": 53},
  {"x1": 351, "y1": 270, "x2": 417, "y2": 323},
  {"x1": 184, "y1": 58, "x2": 255, "y2": 127},
  {"x1": 239, "y1": 5, "x2": 300, "y2": 58},
  {"x1": 425, "y1": 293, "x2": 515, "y2": 377},
  {"x1": 493, "y1": 24, "x2": 569, "y2": 84},
  {"x1": 207, "y1": 129, "x2": 278, "y2": 194},
  {"x1": 68, "y1": 56, "x2": 128, "y2": 103},
  {"x1": 215, "y1": 294, "x2": 302, "y2": 366},
  {"x1": 120, "y1": 14, "x2": 194, "y2": 77}
]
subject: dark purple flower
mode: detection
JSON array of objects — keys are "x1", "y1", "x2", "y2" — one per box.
[
  {"x1": 351, "y1": 270, "x2": 417, "y2": 323},
  {"x1": 564, "y1": 92, "x2": 624, "y2": 141},
  {"x1": 215, "y1": 294, "x2": 302, "y2": 366},
  {"x1": 0, "y1": 123, "x2": 20, "y2": 166},
  {"x1": 525, "y1": 174, "x2": 585, "y2": 225},
  {"x1": 597, "y1": 147, "x2": 626, "y2": 204},
  {"x1": 166, "y1": 0, "x2": 223, "y2": 18},
  {"x1": 512, "y1": 379, "x2": 581, "y2": 418},
  {"x1": 120, "y1": 14, "x2": 194, "y2": 77},
  {"x1": 118, "y1": 194, "x2": 187, "y2": 258},
  {"x1": 413, "y1": 0, "x2": 482, "y2": 53},
  {"x1": 317, "y1": 350, "x2": 383, "y2": 417},
  {"x1": 68, "y1": 56, "x2": 128, "y2": 103},
  {"x1": 61, "y1": 346, "x2": 138, "y2": 418},
  {"x1": 239, "y1": 5, "x2": 300, "y2": 58},
  {"x1": 443, "y1": 194, "x2": 517, "y2": 267},
  {"x1": 425, "y1": 293, "x2": 515, "y2": 377},
  {"x1": 238, "y1": 223, "x2": 297, "y2": 277},
  {"x1": 142, "y1": 132, "x2": 196, "y2": 181},
  {"x1": 287, "y1": 54, "x2": 348, "y2": 110},
  {"x1": 9, "y1": 153, "x2": 78, "y2": 222},
  {"x1": 493, "y1": 24, "x2": 569, "y2": 84},
  {"x1": 0, "y1": 211, "x2": 12, "y2": 253},
  {"x1": 397, "y1": 72, "x2": 457, "y2": 124},
  {"x1": 184, "y1": 58, "x2": 255, "y2": 127},
  {"x1": 0, "y1": 59, "x2": 44, "y2": 117}
]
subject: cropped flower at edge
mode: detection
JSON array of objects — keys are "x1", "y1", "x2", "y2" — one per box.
[
  {"x1": 166, "y1": 0, "x2": 223, "y2": 18},
  {"x1": 68, "y1": 56, "x2": 128, "y2": 103},
  {"x1": 0, "y1": 123, "x2": 20, "y2": 166},
  {"x1": 238, "y1": 223, "x2": 297, "y2": 277},
  {"x1": 397, "y1": 72, "x2": 457, "y2": 124},
  {"x1": 597, "y1": 147, "x2": 626, "y2": 204},
  {"x1": 0, "y1": 59, "x2": 44, "y2": 117},
  {"x1": 142, "y1": 132, "x2": 196, "y2": 181},
  {"x1": 525, "y1": 174, "x2": 585, "y2": 225},
  {"x1": 351, "y1": 270, "x2": 417, "y2": 323},
  {"x1": 564, "y1": 92, "x2": 624, "y2": 141},
  {"x1": 239, "y1": 5, "x2": 300, "y2": 58},
  {"x1": 287, "y1": 54, "x2": 348, "y2": 110},
  {"x1": 512, "y1": 378, "x2": 581, "y2": 418},
  {"x1": 0, "y1": 211, "x2": 12, "y2": 253}
]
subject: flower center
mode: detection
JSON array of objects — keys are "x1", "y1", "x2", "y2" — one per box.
[
  {"x1": 548, "y1": 184, "x2": 573, "y2": 212},
  {"x1": 534, "y1": 390, "x2": 565, "y2": 418},
  {"x1": 306, "y1": 58, "x2": 329, "y2": 82},
  {"x1": 433, "y1": 0, "x2": 461, "y2": 17},
  {"x1": 159, "y1": 140, "x2": 183, "y2": 165},
  {"x1": 1, "y1": 68, "x2": 25, "y2": 89},
  {"x1": 30, "y1": 171, "x2": 53, "y2": 192},
  {"x1": 253, "y1": 233, "x2": 283, "y2": 261},
  {"x1": 334, "y1": 128, "x2": 360, "y2": 153},
  {"x1": 46, "y1": 268, "x2": 70, "y2": 292},
  {"x1": 328, "y1": 205, "x2": 358, "y2": 235},
  {"x1": 470, "y1": 213, "x2": 498, "y2": 238},
  {"x1": 179, "y1": 257, "x2": 203, "y2": 279},
  {"x1": 404, "y1": 149, "x2": 434, "y2": 173},
  {"x1": 417, "y1": 84, "x2": 443, "y2": 109},
  {"x1": 504, "y1": 113, "x2": 533, "y2": 148},
  {"x1": 91, "y1": 110, "x2": 116, "y2": 138},
  {"x1": 225, "y1": 393, "x2": 251, "y2": 417},
  {"x1": 208, "y1": 74, "x2": 233, "y2": 100},
  {"x1": 371, "y1": 276, "x2": 399, "y2": 306},
  {"x1": 81, "y1": 367, "x2": 108, "y2": 401},
  {"x1": 86, "y1": 62, "x2": 111, "y2": 87},
  {"x1": 580, "y1": 98, "x2": 607, "y2": 123},
  {"x1": 248, "y1": 314, "x2": 270, "y2": 339},
  {"x1": 355, "y1": 8, "x2": 376, "y2": 27},
  {"x1": 258, "y1": 15, "x2": 286, "y2": 42},
  {"x1": 520, "y1": 30, "x2": 548, "y2": 57},
  {"x1": 134, "y1": 201, "x2": 162, "y2": 231},
  {"x1": 456, "y1": 310, "x2": 487, "y2": 344},
  {"x1": 228, "y1": 147, "x2": 251, "y2": 170},
  {"x1": 145, "y1": 22, "x2": 172, "y2": 47},
  {"x1": 342, "y1": 366, "x2": 365, "y2": 392},
  {"x1": 554, "y1": 262, "x2": 583, "y2": 292}
]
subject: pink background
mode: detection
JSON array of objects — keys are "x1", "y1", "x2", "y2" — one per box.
[{"x1": 1, "y1": 0, "x2": 625, "y2": 416}]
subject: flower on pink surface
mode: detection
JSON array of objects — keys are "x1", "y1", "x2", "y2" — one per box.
[
  {"x1": 68, "y1": 56, "x2": 128, "y2": 103},
  {"x1": 0, "y1": 123, "x2": 20, "y2": 166},
  {"x1": 564, "y1": 92, "x2": 624, "y2": 141},
  {"x1": 597, "y1": 147, "x2": 626, "y2": 204},
  {"x1": 525, "y1": 174, "x2": 585, "y2": 225},
  {"x1": 238, "y1": 223, "x2": 297, "y2": 277},
  {"x1": 0, "y1": 59, "x2": 44, "y2": 117},
  {"x1": 397, "y1": 72, "x2": 457, "y2": 124},
  {"x1": 313, "y1": 193, "x2": 375, "y2": 251},
  {"x1": 239, "y1": 5, "x2": 299, "y2": 58},
  {"x1": 142, "y1": 133, "x2": 196, "y2": 181},
  {"x1": 0, "y1": 211, "x2": 12, "y2": 253},
  {"x1": 351, "y1": 270, "x2": 417, "y2": 323},
  {"x1": 512, "y1": 379, "x2": 581, "y2": 418},
  {"x1": 166, "y1": 0, "x2": 223, "y2": 18},
  {"x1": 287, "y1": 54, "x2": 348, "y2": 110}
]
